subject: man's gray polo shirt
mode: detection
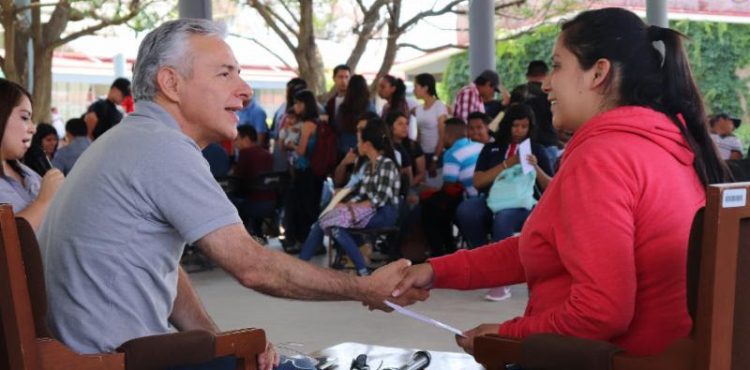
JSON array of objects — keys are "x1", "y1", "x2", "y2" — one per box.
[{"x1": 39, "y1": 101, "x2": 241, "y2": 354}]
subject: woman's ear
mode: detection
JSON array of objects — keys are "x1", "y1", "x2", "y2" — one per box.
[
  {"x1": 155, "y1": 67, "x2": 182, "y2": 103},
  {"x1": 590, "y1": 58, "x2": 612, "y2": 90}
]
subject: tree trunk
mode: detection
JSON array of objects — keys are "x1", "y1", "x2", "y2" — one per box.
[
  {"x1": 31, "y1": 48, "x2": 53, "y2": 123},
  {"x1": 1, "y1": 5, "x2": 15, "y2": 81},
  {"x1": 297, "y1": 0, "x2": 325, "y2": 96}
]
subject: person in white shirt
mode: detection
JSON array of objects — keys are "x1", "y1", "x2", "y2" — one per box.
[{"x1": 709, "y1": 113, "x2": 743, "y2": 160}]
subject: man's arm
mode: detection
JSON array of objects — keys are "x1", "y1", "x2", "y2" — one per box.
[
  {"x1": 195, "y1": 223, "x2": 424, "y2": 307},
  {"x1": 169, "y1": 266, "x2": 219, "y2": 333}
]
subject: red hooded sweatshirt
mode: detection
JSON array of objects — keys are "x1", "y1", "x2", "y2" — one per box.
[{"x1": 429, "y1": 106, "x2": 704, "y2": 355}]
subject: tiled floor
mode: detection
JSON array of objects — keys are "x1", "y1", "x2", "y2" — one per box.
[{"x1": 189, "y1": 238, "x2": 528, "y2": 357}]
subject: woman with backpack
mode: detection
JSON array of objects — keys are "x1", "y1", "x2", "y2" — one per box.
[{"x1": 282, "y1": 89, "x2": 323, "y2": 249}]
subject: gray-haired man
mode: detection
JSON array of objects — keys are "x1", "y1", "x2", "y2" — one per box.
[{"x1": 39, "y1": 19, "x2": 425, "y2": 370}]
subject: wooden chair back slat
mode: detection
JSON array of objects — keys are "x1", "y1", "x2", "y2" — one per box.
[{"x1": 0, "y1": 204, "x2": 40, "y2": 369}]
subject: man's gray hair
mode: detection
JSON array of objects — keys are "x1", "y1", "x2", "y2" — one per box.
[{"x1": 132, "y1": 19, "x2": 227, "y2": 102}]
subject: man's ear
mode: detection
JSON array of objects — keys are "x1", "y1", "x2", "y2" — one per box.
[
  {"x1": 590, "y1": 58, "x2": 612, "y2": 90},
  {"x1": 155, "y1": 67, "x2": 182, "y2": 103}
]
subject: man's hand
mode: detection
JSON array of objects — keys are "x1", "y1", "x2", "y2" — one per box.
[
  {"x1": 361, "y1": 259, "x2": 429, "y2": 311},
  {"x1": 257, "y1": 341, "x2": 279, "y2": 370},
  {"x1": 455, "y1": 324, "x2": 501, "y2": 355}
]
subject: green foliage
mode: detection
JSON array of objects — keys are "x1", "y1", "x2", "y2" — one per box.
[
  {"x1": 443, "y1": 20, "x2": 750, "y2": 151},
  {"x1": 444, "y1": 24, "x2": 559, "y2": 104},
  {"x1": 670, "y1": 20, "x2": 750, "y2": 149}
]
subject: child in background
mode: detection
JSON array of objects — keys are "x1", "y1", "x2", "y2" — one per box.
[
  {"x1": 279, "y1": 109, "x2": 302, "y2": 166},
  {"x1": 709, "y1": 113, "x2": 743, "y2": 160}
]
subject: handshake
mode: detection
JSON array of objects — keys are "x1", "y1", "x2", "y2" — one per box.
[{"x1": 359, "y1": 259, "x2": 436, "y2": 312}]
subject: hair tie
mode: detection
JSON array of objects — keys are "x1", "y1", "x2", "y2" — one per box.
[{"x1": 647, "y1": 25, "x2": 667, "y2": 42}]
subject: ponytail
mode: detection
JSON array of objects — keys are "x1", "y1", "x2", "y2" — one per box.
[
  {"x1": 561, "y1": 8, "x2": 729, "y2": 186},
  {"x1": 655, "y1": 26, "x2": 729, "y2": 185}
]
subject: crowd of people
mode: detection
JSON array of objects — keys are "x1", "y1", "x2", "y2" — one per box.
[{"x1": 0, "y1": 6, "x2": 742, "y2": 370}]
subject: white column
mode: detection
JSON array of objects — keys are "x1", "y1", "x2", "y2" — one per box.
[
  {"x1": 179, "y1": 0, "x2": 212, "y2": 19},
  {"x1": 646, "y1": 0, "x2": 668, "y2": 27},
  {"x1": 468, "y1": 0, "x2": 496, "y2": 79}
]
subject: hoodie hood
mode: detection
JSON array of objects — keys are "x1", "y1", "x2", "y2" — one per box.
[{"x1": 563, "y1": 106, "x2": 694, "y2": 166}]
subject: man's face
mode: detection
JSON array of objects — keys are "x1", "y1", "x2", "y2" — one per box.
[
  {"x1": 334, "y1": 69, "x2": 350, "y2": 94},
  {"x1": 175, "y1": 35, "x2": 251, "y2": 145},
  {"x1": 468, "y1": 118, "x2": 490, "y2": 143},
  {"x1": 476, "y1": 82, "x2": 496, "y2": 100}
]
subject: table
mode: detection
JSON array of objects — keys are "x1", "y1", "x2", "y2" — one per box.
[{"x1": 310, "y1": 342, "x2": 484, "y2": 370}]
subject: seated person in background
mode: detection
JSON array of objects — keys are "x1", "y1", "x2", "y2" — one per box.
[
  {"x1": 332, "y1": 111, "x2": 381, "y2": 189},
  {"x1": 0, "y1": 79, "x2": 65, "y2": 231},
  {"x1": 84, "y1": 77, "x2": 130, "y2": 140},
  {"x1": 201, "y1": 142, "x2": 231, "y2": 178},
  {"x1": 39, "y1": 20, "x2": 425, "y2": 370},
  {"x1": 389, "y1": 8, "x2": 729, "y2": 356},
  {"x1": 233, "y1": 125, "x2": 275, "y2": 235},
  {"x1": 457, "y1": 104, "x2": 553, "y2": 250},
  {"x1": 386, "y1": 111, "x2": 426, "y2": 190},
  {"x1": 456, "y1": 104, "x2": 553, "y2": 301},
  {"x1": 299, "y1": 116, "x2": 401, "y2": 276},
  {"x1": 237, "y1": 96, "x2": 268, "y2": 148},
  {"x1": 709, "y1": 113, "x2": 743, "y2": 160},
  {"x1": 467, "y1": 111, "x2": 493, "y2": 144},
  {"x1": 421, "y1": 117, "x2": 483, "y2": 257},
  {"x1": 52, "y1": 118, "x2": 90, "y2": 175},
  {"x1": 23, "y1": 122, "x2": 59, "y2": 176}
]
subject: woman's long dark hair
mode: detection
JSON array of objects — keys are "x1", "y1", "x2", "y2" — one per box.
[
  {"x1": 293, "y1": 89, "x2": 319, "y2": 122},
  {"x1": 561, "y1": 7, "x2": 728, "y2": 185},
  {"x1": 381, "y1": 75, "x2": 408, "y2": 117},
  {"x1": 339, "y1": 74, "x2": 370, "y2": 133},
  {"x1": 414, "y1": 73, "x2": 439, "y2": 100},
  {"x1": 285, "y1": 78, "x2": 307, "y2": 109},
  {"x1": 0, "y1": 79, "x2": 32, "y2": 177},
  {"x1": 495, "y1": 103, "x2": 536, "y2": 145},
  {"x1": 360, "y1": 116, "x2": 397, "y2": 165}
]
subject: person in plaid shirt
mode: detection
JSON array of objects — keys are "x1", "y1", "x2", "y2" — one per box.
[
  {"x1": 453, "y1": 70, "x2": 502, "y2": 122},
  {"x1": 300, "y1": 116, "x2": 401, "y2": 276}
]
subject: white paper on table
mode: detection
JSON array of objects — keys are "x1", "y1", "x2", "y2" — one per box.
[
  {"x1": 385, "y1": 301, "x2": 466, "y2": 337},
  {"x1": 518, "y1": 138, "x2": 534, "y2": 174}
]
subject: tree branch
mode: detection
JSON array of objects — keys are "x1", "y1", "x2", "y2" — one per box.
[
  {"x1": 399, "y1": 0, "x2": 464, "y2": 34},
  {"x1": 398, "y1": 43, "x2": 467, "y2": 53},
  {"x1": 452, "y1": 0, "x2": 526, "y2": 15},
  {"x1": 251, "y1": 0, "x2": 298, "y2": 37},
  {"x1": 229, "y1": 32, "x2": 296, "y2": 72},
  {"x1": 12, "y1": 1, "x2": 58, "y2": 14},
  {"x1": 52, "y1": 1, "x2": 148, "y2": 48},
  {"x1": 278, "y1": 0, "x2": 300, "y2": 27},
  {"x1": 248, "y1": 0, "x2": 297, "y2": 52}
]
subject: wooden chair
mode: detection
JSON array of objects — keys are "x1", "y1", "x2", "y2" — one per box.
[
  {"x1": 474, "y1": 182, "x2": 750, "y2": 370},
  {"x1": 0, "y1": 204, "x2": 267, "y2": 370}
]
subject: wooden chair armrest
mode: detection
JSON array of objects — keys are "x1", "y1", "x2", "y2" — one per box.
[
  {"x1": 473, "y1": 334, "x2": 522, "y2": 369},
  {"x1": 116, "y1": 330, "x2": 216, "y2": 370},
  {"x1": 37, "y1": 337, "x2": 125, "y2": 370},
  {"x1": 215, "y1": 328, "x2": 266, "y2": 370}
]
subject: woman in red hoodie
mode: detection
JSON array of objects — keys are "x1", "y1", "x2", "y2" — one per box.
[{"x1": 390, "y1": 7, "x2": 729, "y2": 356}]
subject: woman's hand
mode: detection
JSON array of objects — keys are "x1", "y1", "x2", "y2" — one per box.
[
  {"x1": 38, "y1": 169, "x2": 64, "y2": 203},
  {"x1": 505, "y1": 154, "x2": 520, "y2": 167},
  {"x1": 526, "y1": 154, "x2": 538, "y2": 167},
  {"x1": 455, "y1": 324, "x2": 501, "y2": 355},
  {"x1": 341, "y1": 149, "x2": 358, "y2": 166}
]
